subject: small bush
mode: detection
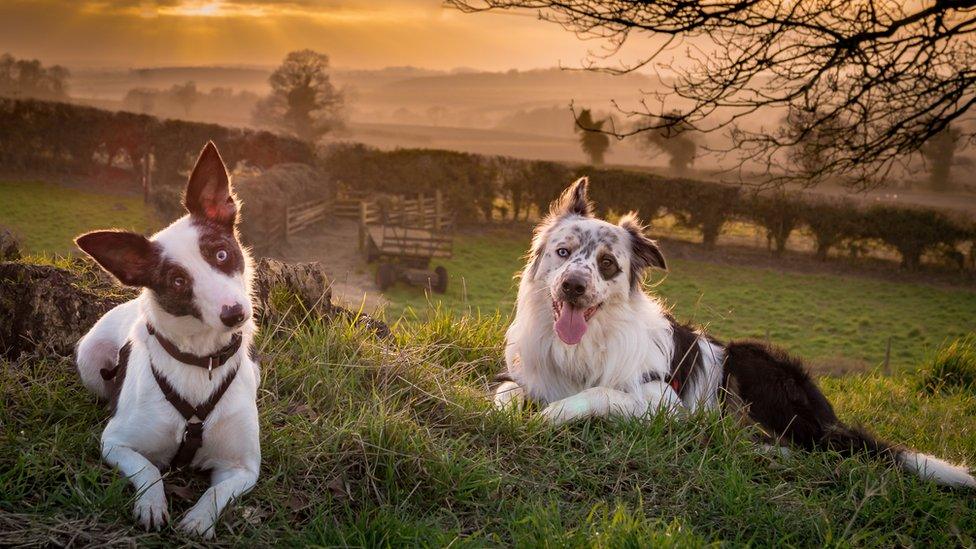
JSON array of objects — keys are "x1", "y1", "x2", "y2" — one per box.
[
  {"x1": 919, "y1": 334, "x2": 976, "y2": 394},
  {"x1": 799, "y1": 197, "x2": 862, "y2": 261},
  {"x1": 861, "y1": 205, "x2": 966, "y2": 270},
  {"x1": 743, "y1": 191, "x2": 804, "y2": 256}
]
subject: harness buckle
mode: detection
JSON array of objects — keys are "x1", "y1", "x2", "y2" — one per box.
[{"x1": 208, "y1": 356, "x2": 215, "y2": 380}]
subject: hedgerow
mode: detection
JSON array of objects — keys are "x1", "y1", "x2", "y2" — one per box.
[
  {"x1": 0, "y1": 97, "x2": 315, "y2": 190},
  {"x1": 2, "y1": 98, "x2": 972, "y2": 270}
]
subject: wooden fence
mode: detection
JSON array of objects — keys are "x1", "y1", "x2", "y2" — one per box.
[
  {"x1": 285, "y1": 198, "x2": 330, "y2": 240},
  {"x1": 334, "y1": 189, "x2": 370, "y2": 219}
]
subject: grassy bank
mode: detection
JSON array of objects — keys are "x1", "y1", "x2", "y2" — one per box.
[
  {"x1": 381, "y1": 230, "x2": 976, "y2": 372},
  {"x1": 2, "y1": 305, "x2": 975, "y2": 546},
  {"x1": 0, "y1": 180, "x2": 154, "y2": 254}
]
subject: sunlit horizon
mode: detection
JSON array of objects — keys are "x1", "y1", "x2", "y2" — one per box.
[{"x1": 0, "y1": 0, "x2": 609, "y2": 71}]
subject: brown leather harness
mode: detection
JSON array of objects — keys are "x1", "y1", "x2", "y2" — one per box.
[{"x1": 100, "y1": 323, "x2": 243, "y2": 470}]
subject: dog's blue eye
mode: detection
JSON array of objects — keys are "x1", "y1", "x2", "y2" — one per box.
[
  {"x1": 216, "y1": 249, "x2": 228, "y2": 262},
  {"x1": 556, "y1": 248, "x2": 570, "y2": 258}
]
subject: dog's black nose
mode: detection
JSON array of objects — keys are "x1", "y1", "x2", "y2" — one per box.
[
  {"x1": 561, "y1": 278, "x2": 586, "y2": 299},
  {"x1": 220, "y1": 303, "x2": 247, "y2": 327}
]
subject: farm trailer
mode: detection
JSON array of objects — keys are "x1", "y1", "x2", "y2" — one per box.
[{"x1": 355, "y1": 191, "x2": 454, "y2": 293}]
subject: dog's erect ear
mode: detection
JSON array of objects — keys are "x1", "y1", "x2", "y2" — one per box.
[
  {"x1": 184, "y1": 141, "x2": 237, "y2": 226},
  {"x1": 75, "y1": 230, "x2": 159, "y2": 287},
  {"x1": 551, "y1": 177, "x2": 592, "y2": 218},
  {"x1": 619, "y1": 213, "x2": 666, "y2": 281}
]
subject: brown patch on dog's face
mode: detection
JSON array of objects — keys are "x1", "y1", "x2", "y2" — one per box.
[
  {"x1": 193, "y1": 217, "x2": 244, "y2": 277},
  {"x1": 147, "y1": 254, "x2": 201, "y2": 320}
]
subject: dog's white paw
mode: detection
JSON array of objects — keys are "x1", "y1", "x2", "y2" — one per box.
[
  {"x1": 494, "y1": 381, "x2": 524, "y2": 410},
  {"x1": 133, "y1": 488, "x2": 169, "y2": 531},
  {"x1": 178, "y1": 505, "x2": 217, "y2": 539},
  {"x1": 641, "y1": 381, "x2": 682, "y2": 417},
  {"x1": 540, "y1": 396, "x2": 590, "y2": 425}
]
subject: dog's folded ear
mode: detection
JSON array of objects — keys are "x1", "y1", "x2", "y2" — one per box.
[
  {"x1": 184, "y1": 141, "x2": 237, "y2": 227},
  {"x1": 551, "y1": 177, "x2": 592, "y2": 218},
  {"x1": 75, "y1": 230, "x2": 159, "y2": 287},
  {"x1": 619, "y1": 213, "x2": 667, "y2": 277}
]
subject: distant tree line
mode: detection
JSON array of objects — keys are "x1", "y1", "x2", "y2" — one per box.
[
  {"x1": 325, "y1": 143, "x2": 974, "y2": 271},
  {"x1": 0, "y1": 53, "x2": 69, "y2": 101},
  {"x1": 123, "y1": 82, "x2": 260, "y2": 119},
  {"x1": 0, "y1": 97, "x2": 969, "y2": 271}
]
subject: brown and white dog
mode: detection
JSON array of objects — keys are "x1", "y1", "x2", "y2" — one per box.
[
  {"x1": 497, "y1": 178, "x2": 976, "y2": 489},
  {"x1": 75, "y1": 142, "x2": 261, "y2": 537}
]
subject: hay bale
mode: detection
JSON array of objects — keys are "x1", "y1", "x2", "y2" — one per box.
[{"x1": 233, "y1": 163, "x2": 331, "y2": 255}]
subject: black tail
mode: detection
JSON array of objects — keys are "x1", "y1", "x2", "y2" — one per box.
[
  {"x1": 723, "y1": 341, "x2": 899, "y2": 461},
  {"x1": 723, "y1": 340, "x2": 976, "y2": 488}
]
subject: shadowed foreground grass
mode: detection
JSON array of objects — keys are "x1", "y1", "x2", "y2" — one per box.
[{"x1": 2, "y1": 309, "x2": 975, "y2": 547}]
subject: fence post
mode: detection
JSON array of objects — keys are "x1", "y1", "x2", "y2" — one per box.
[{"x1": 359, "y1": 200, "x2": 368, "y2": 252}]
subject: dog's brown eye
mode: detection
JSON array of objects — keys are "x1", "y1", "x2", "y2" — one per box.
[
  {"x1": 601, "y1": 258, "x2": 613, "y2": 268},
  {"x1": 216, "y1": 249, "x2": 228, "y2": 262},
  {"x1": 172, "y1": 276, "x2": 186, "y2": 288}
]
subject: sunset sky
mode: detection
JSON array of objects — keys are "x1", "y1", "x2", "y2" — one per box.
[{"x1": 0, "y1": 0, "x2": 606, "y2": 70}]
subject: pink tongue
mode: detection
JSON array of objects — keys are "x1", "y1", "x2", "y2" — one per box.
[{"x1": 555, "y1": 304, "x2": 588, "y2": 345}]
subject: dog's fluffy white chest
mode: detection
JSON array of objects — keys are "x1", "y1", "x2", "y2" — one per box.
[{"x1": 507, "y1": 290, "x2": 672, "y2": 404}]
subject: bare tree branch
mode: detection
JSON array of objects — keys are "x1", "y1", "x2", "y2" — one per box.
[{"x1": 446, "y1": 0, "x2": 976, "y2": 188}]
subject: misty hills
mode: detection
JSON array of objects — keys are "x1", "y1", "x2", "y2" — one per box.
[{"x1": 69, "y1": 64, "x2": 660, "y2": 113}]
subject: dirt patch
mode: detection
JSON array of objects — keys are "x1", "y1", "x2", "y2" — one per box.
[{"x1": 275, "y1": 218, "x2": 388, "y2": 314}]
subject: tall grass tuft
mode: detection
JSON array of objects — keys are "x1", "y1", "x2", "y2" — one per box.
[{"x1": 919, "y1": 334, "x2": 976, "y2": 394}]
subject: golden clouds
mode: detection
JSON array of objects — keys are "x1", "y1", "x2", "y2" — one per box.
[{"x1": 0, "y1": 0, "x2": 593, "y2": 70}]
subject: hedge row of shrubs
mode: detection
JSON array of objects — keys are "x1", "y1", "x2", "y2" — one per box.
[
  {"x1": 0, "y1": 98, "x2": 316, "y2": 191},
  {"x1": 1, "y1": 99, "x2": 971, "y2": 270},
  {"x1": 323, "y1": 144, "x2": 975, "y2": 270}
]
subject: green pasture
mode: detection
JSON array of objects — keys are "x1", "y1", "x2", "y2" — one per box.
[
  {"x1": 382, "y1": 230, "x2": 976, "y2": 371},
  {"x1": 0, "y1": 180, "x2": 154, "y2": 254}
]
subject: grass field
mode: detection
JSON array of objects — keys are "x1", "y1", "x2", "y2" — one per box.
[
  {"x1": 2, "y1": 298, "x2": 975, "y2": 546},
  {"x1": 0, "y1": 180, "x2": 155, "y2": 254},
  {"x1": 381, "y1": 229, "x2": 976, "y2": 372},
  {"x1": 3, "y1": 193, "x2": 975, "y2": 544}
]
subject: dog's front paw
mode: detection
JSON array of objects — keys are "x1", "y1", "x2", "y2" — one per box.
[
  {"x1": 494, "y1": 381, "x2": 524, "y2": 410},
  {"x1": 133, "y1": 488, "x2": 169, "y2": 531},
  {"x1": 178, "y1": 504, "x2": 218, "y2": 539},
  {"x1": 540, "y1": 396, "x2": 590, "y2": 425}
]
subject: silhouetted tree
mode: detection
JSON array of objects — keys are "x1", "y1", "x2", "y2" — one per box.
[
  {"x1": 170, "y1": 81, "x2": 199, "y2": 116},
  {"x1": 449, "y1": 1, "x2": 976, "y2": 188},
  {"x1": 123, "y1": 88, "x2": 156, "y2": 114},
  {"x1": 922, "y1": 126, "x2": 962, "y2": 192},
  {"x1": 575, "y1": 109, "x2": 610, "y2": 165},
  {"x1": 781, "y1": 106, "x2": 849, "y2": 182},
  {"x1": 636, "y1": 110, "x2": 696, "y2": 175},
  {"x1": 253, "y1": 50, "x2": 344, "y2": 144}
]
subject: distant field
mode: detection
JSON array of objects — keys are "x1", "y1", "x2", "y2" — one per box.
[
  {"x1": 0, "y1": 181, "x2": 155, "y2": 254},
  {"x1": 382, "y1": 229, "x2": 976, "y2": 372}
]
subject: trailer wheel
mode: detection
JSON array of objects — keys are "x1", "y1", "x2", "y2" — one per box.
[
  {"x1": 432, "y1": 266, "x2": 448, "y2": 294},
  {"x1": 376, "y1": 263, "x2": 396, "y2": 290}
]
